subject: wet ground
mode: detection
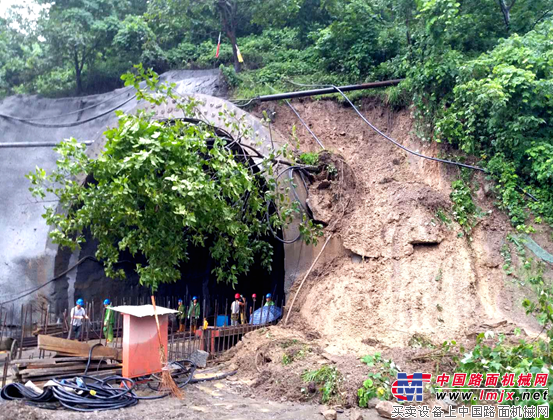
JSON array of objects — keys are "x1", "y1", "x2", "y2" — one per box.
[{"x1": 0, "y1": 379, "x2": 337, "y2": 420}]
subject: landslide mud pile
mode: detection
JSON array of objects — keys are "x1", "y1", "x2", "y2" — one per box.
[{"x1": 254, "y1": 98, "x2": 548, "y2": 355}]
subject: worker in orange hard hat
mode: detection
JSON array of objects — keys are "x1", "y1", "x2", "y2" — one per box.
[{"x1": 230, "y1": 293, "x2": 241, "y2": 326}]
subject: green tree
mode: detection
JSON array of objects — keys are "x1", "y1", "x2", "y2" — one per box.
[
  {"x1": 27, "y1": 68, "x2": 321, "y2": 290},
  {"x1": 38, "y1": 0, "x2": 120, "y2": 94}
]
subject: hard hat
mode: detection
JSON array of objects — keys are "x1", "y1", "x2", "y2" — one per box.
[
  {"x1": 266, "y1": 293, "x2": 272, "y2": 299},
  {"x1": 235, "y1": 293, "x2": 240, "y2": 299},
  {"x1": 103, "y1": 299, "x2": 111, "y2": 305},
  {"x1": 192, "y1": 296, "x2": 198, "y2": 301},
  {"x1": 178, "y1": 298, "x2": 183, "y2": 303},
  {"x1": 76, "y1": 299, "x2": 84, "y2": 306},
  {"x1": 252, "y1": 294, "x2": 257, "y2": 298}
]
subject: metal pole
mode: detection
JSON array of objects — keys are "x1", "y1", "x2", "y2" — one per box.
[
  {"x1": 0, "y1": 141, "x2": 94, "y2": 148},
  {"x1": 253, "y1": 79, "x2": 403, "y2": 102}
]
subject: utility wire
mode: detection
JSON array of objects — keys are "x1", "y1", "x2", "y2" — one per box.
[
  {"x1": 0, "y1": 256, "x2": 99, "y2": 306},
  {"x1": 0, "y1": 94, "x2": 137, "y2": 128},
  {"x1": 264, "y1": 83, "x2": 325, "y2": 150},
  {"x1": 286, "y1": 80, "x2": 486, "y2": 171},
  {"x1": 0, "y1": 87, "x2": 135, "y2": 122},
  {"x1": 285, "y1": 79, "x2": 540, "y2": 202}
]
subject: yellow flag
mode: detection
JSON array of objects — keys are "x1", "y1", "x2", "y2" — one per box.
[{"x1": 236, "y1": 46, "x2": 244, "y2": 63}]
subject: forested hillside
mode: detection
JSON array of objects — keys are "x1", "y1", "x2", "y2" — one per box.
[{"x1": 2, "y1": 1, "x2": 553, "y2": 233}]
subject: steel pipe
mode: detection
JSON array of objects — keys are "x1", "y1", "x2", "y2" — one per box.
[{"x1": 255, "y1": 79, "x2": 403, "y2": 102}]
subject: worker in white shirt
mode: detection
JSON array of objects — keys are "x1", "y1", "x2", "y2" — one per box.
[
  {"x1": 70, "y1": 299, "x2": 89, "y2": 340},
  {"x1": 230, "y1": 293, "x2": 242, "y2": 326}
]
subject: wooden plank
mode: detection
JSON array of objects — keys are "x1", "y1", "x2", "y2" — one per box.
[
  {"x1": 22, "y1": 361, "x2": 111, "y2": 370},
  {"x1": 15, "y1": 356, "x2": 106, "y2": 365},
  {"x1": 38, "y1": 335, "x2": 121, "y2": 360},
  {"x1": 21, "y1": 363, "x2": 121, "y2": 378},
  {"x1": 22, "y1": 368, "x2": 122, "y2": 383}
]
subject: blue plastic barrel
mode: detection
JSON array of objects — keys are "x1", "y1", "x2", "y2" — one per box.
[{"x1": 217, "y1": 315, "x2": 229, "y2": 327}]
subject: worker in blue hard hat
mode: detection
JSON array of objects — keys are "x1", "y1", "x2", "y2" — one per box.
[
  {"x1": 70, "y1": 298, "x2": 88, "y2": 340},
  {"x1": 177, "y1": 299, "x2": 186, "y2": 333},
  {"x1": 103, "y1": 299, "x2": 115, "y2": 344},
  {"x1": 188, "y1": 296, "x2": 200, "y2": 334},
  {"x1": 264, "y1": 293, "x2": 275, "y2": 307}
]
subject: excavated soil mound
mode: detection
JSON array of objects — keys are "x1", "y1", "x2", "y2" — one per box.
[
  {"x1": 253, "y1": 98, "x2": 546, "y2": 355},
  {"x1": 219, "y1": 325, "x2": 367, "y2": 407}
]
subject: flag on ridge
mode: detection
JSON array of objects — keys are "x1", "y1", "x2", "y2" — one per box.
[
  {"x1": 215, "y1": 32, "x2": 221, "y2": 58},
  {"x1": 236, "y1": 45, "x2": 244, "y2": 63}
]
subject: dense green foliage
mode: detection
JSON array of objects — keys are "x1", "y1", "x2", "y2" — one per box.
[
  {"x1": 26, "y1": 69, "x2": 321, "y2": 290},
  {"x1": 444, "y1": 333, "x2": 552, "y2": 414}
]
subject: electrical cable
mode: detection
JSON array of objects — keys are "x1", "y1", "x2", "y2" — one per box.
[
  {"x1": 264, "y1": 83, "x2": 325, "y2": 150},
  {"x1": 0, "y1": 87, "x2": 135, "y2": 122},
  {"x1": 288, "y1": 80, "x2": 540, "y2": 202},
  {"x1": 0, "y1": 257, "x2": 133, "y2": 306},
  {"x1": 0, "y1": 256, "x2": 99, "y2": 306},
  {"x1": 286, "y1": 80, "x2": 487, "y2": 172},
  {"x1": 83, "y1": 343, "x2": 104, "y2": 375},
  {"x1": 0, "y1": 94, "x2": 137, "y2": 128},
  {"x1": 0, "y1": 356, "x2": 231, "y2": 412},
  {"x1": 266, "y1": 165, "x2": 311, "y2": 244}
]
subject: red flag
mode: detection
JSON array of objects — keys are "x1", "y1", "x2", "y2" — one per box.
[{"x1": 215, "y1": 32, "x2": 221, "y2": 58}]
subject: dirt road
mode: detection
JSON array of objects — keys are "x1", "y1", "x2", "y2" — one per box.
[{"x1": 0, "y1": 380, "x2": 335, "y2": 420}]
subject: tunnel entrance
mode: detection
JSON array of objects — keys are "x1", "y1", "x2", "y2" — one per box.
[
  {"x1": 50, "y1": 117, "x2": 286, "y2": 323},
  {"x1": 50, "y1": 228, "x2": 285, "y2": 324}
]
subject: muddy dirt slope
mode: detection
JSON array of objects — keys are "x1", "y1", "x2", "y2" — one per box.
[{"x1": 254, "y1": 98, "x2": 550, "y2": 355}]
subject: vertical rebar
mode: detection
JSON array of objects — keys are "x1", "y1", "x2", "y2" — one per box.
[
  {"x1": 170, "y1": 317, "x2": 175, "y2": 359},
  {"x1": 0, "y1": 310, "x2": 8, "y2": 344},
  {"x1": 42, "y1": 304, "x2": 50, "y2": 358},
  {"x1": 260, "y1": 297, "x2": 265, "y2": 325},
  {"x1": 91, "y1": 300, "x2": 95, "y2": 339},
  {"x1": 19, "y1": 304, "x2": 28, "y2": 359},
  {"x1": 115, "y1": 312, "x2": 122, "y2": 349},
  {"x1": 99, "y1": 306, "x2": 106, "y2": 346},
  {"x1": 39, "y1": 303, "x2": 45, "y2": 336},
  {"x1": 29, "y1": 304, "x2": 33, "y2": 342},
  {"x1": 2, "y1": 354, "x2": 8, "y2": 388}
]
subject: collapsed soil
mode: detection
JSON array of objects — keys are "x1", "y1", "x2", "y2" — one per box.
[
  {"x1": 254, "y1": 98, "x2": 546, "y2": 351},
  {"x1": 214, "y1": 97, "x2": 552, "y2": 406}
]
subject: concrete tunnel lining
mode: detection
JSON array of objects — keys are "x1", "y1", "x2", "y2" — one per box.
[{"x1": 0, "y1": 71, "x2": 315, "y2": 322}]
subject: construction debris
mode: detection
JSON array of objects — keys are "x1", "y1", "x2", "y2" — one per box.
[{"x1": 190, "y1": 349, "x2": 209, "y2": 368}]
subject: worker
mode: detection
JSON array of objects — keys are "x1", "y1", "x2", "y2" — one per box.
[
  {"x1": 188, "y1": 296, "x2": 200, "y2": 333},
  {"x1": 264, "y1": 293, "x2": 275, "y2": 306},
  {"x1": 177, "y1": 299, "x2": 186, "y2": 332},
  {"x1": 70, "y1": 298, "x2": 88, "y2": 340},
  {"x1": 239, "y1": 294, "x2": 247, "y2": 324},
  {"x1": 103, "y1": 299, "x2": 115, "y2": 344},
  {"x1": 230, "y1": 293, "x2": 241, "y2": 326}
]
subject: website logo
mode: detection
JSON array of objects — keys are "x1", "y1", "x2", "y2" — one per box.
[{"x1": 392, "y1": 372, "x2": 432, "y2": 402}]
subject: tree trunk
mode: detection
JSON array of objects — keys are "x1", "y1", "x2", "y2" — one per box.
[
  {"x1": 228, "y1": 31, "x2": 241, "y2": 73},
  {"x1": 497, "y1": 0, "x2": 513, "y2": 32},
  {"x1": 74, "y1": 50, "x2": 83, "y2": 95},
  {"x1": 217, "y1": 0, "x2": 241, "y2": 73}
]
